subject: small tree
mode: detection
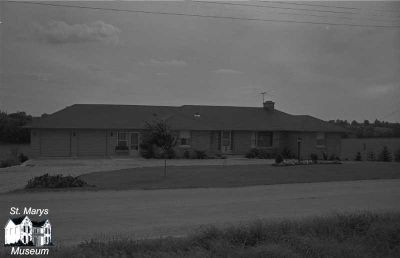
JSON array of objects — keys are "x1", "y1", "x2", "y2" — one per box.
[
  {"x1": 395, "y1": 149, "x2": 400, "y2": 162},
  {"x1": 379, "y1": 146, "x2": 392, "y2": 162},
  {"x1": 367, "y1": 151, "x2": 375, "y2": 161},
  {"x1": 143, "y1": 120, "x2": 177, "y2": 177}
]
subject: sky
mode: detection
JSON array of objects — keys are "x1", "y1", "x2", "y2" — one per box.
[{"x1": 1, "y1": 1, "x2": 400, "y2": 122}]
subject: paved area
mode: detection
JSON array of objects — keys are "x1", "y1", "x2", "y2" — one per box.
[
  {"x1": 0, "y1": 179, "x2": 399, "y2": 246},
  {"x1": 0, "y1": 158, "x2": 274, "y2": 193}
]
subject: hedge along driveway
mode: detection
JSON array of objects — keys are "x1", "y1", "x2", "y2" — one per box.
[{"x1": 79, "y1": 162, "x2": 400, "y2": 191}]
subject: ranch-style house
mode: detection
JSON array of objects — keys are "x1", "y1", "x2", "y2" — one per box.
[{"x1": 28, "y1": 101, "x2": 347, "y2": 159}]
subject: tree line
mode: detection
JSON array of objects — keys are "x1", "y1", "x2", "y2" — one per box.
[
  {"x1": 0, "y1": 111, "x2": 32, "y2": 143},
  {"x1": 328, "y1": 119, "x2": 400, "y2": 138}
]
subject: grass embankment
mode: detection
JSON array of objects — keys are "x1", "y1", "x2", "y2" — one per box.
[
  {"x1": 79, "y1": 162, "x2": 400, "y2": 190},
  {"x1": 18, "y1": 212, "x2": 400, "y2": 258}
]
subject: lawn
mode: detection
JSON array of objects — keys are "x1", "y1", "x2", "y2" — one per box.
[
  {"x1": 3, "y1": 211, "x2": 398, "y2": 258},
  {"x1": 79, "y1": 162, "x2": 400, "y2": 191}
]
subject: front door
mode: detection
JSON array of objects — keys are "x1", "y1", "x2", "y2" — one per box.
[
  {"x1": 221, "y1": 131, "x2": 232, "y2": 153},
  {"x1": 129, "y1": 132, "x2": 140, "y2": 156}
]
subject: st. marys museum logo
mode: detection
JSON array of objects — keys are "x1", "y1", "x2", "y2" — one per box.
[{"x1": 4, "y1": 207, "x2": 52, "y2": 255}]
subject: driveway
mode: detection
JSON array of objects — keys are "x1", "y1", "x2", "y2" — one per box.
[
  {"x1": 0, "y1": 157, "x2": 274, "y2": 193},
  {"x1": 0, "y1": 179, "x2": 399, "y2": 246}
]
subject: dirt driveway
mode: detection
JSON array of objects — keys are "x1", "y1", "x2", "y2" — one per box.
[
  {"x1": 0, "y1": 179, "x2": 399, "y2": 246},
  {"x1": 0, "y1": 158, "x2": 274, "y2": 193}
]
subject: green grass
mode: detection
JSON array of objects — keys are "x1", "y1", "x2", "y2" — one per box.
[
  {"x1": 79, "y1": 162, "x2": 400, "y2": 190},
  {"x1": 5, "y1": 211, "x2": 398, "y2": 258}
]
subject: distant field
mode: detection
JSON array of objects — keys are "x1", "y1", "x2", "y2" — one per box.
[
  {"x1": 3, "y1": 212, "x2": 398, "y2": 258},
  {"x1": 0, "y1": 143, "x2": 31, "y2": 160},
  {"x1": 79, "y1": 162, "x2": 400, "y2": 191}
]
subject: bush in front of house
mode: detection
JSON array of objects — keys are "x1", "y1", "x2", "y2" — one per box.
[
  {"x1": 246, "y1": 148, "x2": 277, "y2": 159},
  {"x1": 115, "y1": 145, "x2": 129, "y2": 151},
  {"x1": 355, "y1": 152, "x2": 362, "y2": 161},
  {"x1": 18, "y1": 153, "x2": 29, "y2": 163},
  {"x1": 139, "y1": 142, "x2": 154, "y2": 159},
  {"x1": 378, "y1": 146, "x2": 392, "y2": 162},
  {"x1": 194, "y1": 150, "x2": 207, "y2": 159},
  {"x1": 310, "y1": 153, "x2": 318, "y2": 163},
  {"x1": 329, "y1": 154, "x2": 340, "y2": 161},
  {"x1": 183, "y1": 150, "x2": 190, "y2": 159},
  {"x1": 275, "y1": 154, "x2": 284, "y2": 164},
  {"x1": 162, "y1": 148, "x2": 176, "y2": 159},
  {"x1": 25, "y1": 173, "x2": 91, "y2": 189},
  {"x1": 281, "y1": 147, "x2": 295, "y2": 159}
]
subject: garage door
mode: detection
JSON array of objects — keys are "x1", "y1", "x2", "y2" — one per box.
[
  {"x1": 40, "y1": 130, "x2": 71, "y2": 157},
  {"x1": 78, "y1": 130, "x2": 107, "y2": 156}
]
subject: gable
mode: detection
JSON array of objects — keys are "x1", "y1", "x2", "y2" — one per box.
[{"x1": 4, "y1": 219, "x2": 15, "y2": 229}]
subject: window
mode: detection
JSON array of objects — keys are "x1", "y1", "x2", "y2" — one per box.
[
  {"x1": 316, "y1": 133, "x2": 326, "y2": 147},
  {"x1": 179, "y1": 131, "x2": 191, "y2": 146},
  {"x1": 256, "y1": 132, "x2": 273, "y2": 147},
  {"x1": 117, "y1": 132, "x2": 128, "y2": 147}
]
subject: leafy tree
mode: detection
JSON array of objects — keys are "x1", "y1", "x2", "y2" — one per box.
[
  {"x1": 142, "y1": 120, "x2": 177, "y2": 177},
  {"x1": 0, "y1": 111, "x2": 32, "y2": 143}
]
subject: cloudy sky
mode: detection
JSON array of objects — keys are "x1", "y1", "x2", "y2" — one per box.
[{"x1": 1, "y1": 1, "x2": 400, "y2": 122}]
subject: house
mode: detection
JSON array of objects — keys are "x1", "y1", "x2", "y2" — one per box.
[
  {"x1": 29, "y1": 101, "x2": 347, "y2": 159},
  {"x1": 4, "y1": 216, "x2": 51, "y2": 246},
  {"x1": 31, "y1": 219, "x2": 52, "y2": 246}
]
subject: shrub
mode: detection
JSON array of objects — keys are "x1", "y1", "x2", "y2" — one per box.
[
  {"x1": 115, "y1": 145, "x2": 129, "y2": 151},
  {"x1": 18, "y1": 153, "x2": 29, "y2": 163},
  {"x1": 25, "y1": 173, "x2": 91, "y2": 189},
  {"x1": 355, "y1": 152, "x2": 362, "y2": 161},
  {"x1": 183, "y1": 150, "x2": 190, "y2": 159},
  {"x1": 329, "y1": 154, "x2": 340, "y2": 161},
  {"x1": 310, "y1": 153, "x2": 318, "y2": 163},
  {"x1": 246, "y1": 148, "x2": 259, "y2": 159},
  {"x1": 194, "y1": 150, "x2": 207, "y2": 159},
  {"x1": 0, "y1": 158, "x2": 19, "y2": 168},
  {"x1": 139, "y1": 143, "x2": 155, "y2": 159},
  {"x1": 162, "y1": 148, "x2": 176, "y2": 159},
  {"x1": 379, "y1": 146, "x2": 392, "y2": 162},
  {"x1": 281, "y1": 147, "x2": 295, "y2": 159},
  {"x1": 275, "y1": 154, "x2": 284, "y2": 164},
  {"x1": 395, "y1": 149, "x2": 400, "y2": 162},
  {"x1": 246, "y1": 148, "x2": 276, "y2": 159}
]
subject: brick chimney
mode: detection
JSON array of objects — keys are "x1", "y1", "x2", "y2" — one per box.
[{"x1": 263, "y1": 101, "x2": 275, "y2": 110}]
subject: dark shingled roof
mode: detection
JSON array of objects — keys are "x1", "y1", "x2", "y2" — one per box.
[
  {"x1": 29, "y1": 104, "x2": 347, "y2": 133},
  {"x1": 10, "y1": 216, "x2": 26, "y2": 225},
  {"x1": 32, "y1": 220, "x2": 47, "y2": 227}
]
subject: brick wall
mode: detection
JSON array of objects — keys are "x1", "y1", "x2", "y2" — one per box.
[{"x1": 285, "y1": 132, "x2": 341, "y2": 160}]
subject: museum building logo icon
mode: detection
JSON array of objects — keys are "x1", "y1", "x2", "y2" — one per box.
[{"x1": 4, "y1": 216, "x2": 52, "y2": 247}]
